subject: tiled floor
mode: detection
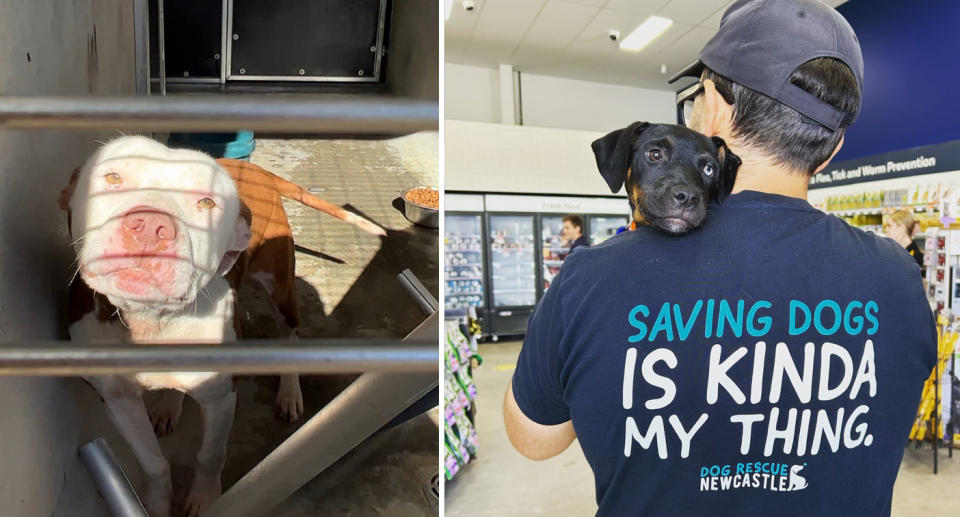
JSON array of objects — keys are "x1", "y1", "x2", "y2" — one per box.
[
  {"x1": 446, "y1": 341, "x2": 960, "y2": 517},
  {"x1": 56, "y1": 134, "x2": 439, "y2": 516}
]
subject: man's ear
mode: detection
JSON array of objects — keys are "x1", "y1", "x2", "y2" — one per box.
[
  {"x1": 710, "y1": 136, "x2": 741, "y2": 204},
  {"x1": 591, "y1": 121, "x2": 650, "y2": 193},
  {"x1": 216, "y1": 203, "x2": 252, "y2": 277},
  {"x1": 58, "y1": 167, "x2": 81, "y2": 212}
]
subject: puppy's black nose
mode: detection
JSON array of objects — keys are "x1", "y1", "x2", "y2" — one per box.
[{"x1": 672, "y1": 188, "x2": 698, "y2": 206}]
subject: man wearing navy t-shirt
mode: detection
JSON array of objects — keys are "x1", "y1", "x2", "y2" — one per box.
[{"x1": 504, "y1": 1, "x2": 937, "y2": 516}]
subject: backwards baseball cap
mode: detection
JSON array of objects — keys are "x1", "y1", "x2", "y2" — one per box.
[{"x1": 668, "y1": 0, "x2": 863, "y2": 131}]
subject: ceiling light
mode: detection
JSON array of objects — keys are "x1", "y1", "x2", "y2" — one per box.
[
  {"x1": 445, "y1": 0, "x2": 454, "y2": 20},
  {"x1": 619, "y1": 16, "x2": 673, "y2": 52}
]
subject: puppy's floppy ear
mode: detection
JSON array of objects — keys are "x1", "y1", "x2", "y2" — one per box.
[
  {"x1": 58, "y1": 167, "x2": 82, "y2": 211},
  {"x1": 216, "y1": 202, "x2": 253, "y2": 277},
  {"x1": 710, "y1": 136, "x2": 741, "y2": 204},
  {"x1": 591, "y1": 121, "x2": 650, "y2": 193}
]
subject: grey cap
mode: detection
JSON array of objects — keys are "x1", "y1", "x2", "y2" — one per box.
[{"x1": 668, "y1": 0, "x2": 863, "y2": 131}]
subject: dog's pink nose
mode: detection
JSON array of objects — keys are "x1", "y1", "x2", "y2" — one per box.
[{"x1": 121, "y1": 208, "x2": 177, "y2": 249}]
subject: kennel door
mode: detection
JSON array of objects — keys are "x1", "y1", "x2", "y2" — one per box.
[
  {"x1": 227, "y1": 0, "x2": 386, "y2": 82},
  {"x1": 149, "y1": 0, "x2": 224, "y2": 82}
]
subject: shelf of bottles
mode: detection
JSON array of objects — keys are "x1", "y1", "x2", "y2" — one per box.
[
  {"x1": 445, "y1": 215, "x2": 485, "y2": 313},
  {"x1": 489, "y1": 215, "x2": 536, "y2": 308}
]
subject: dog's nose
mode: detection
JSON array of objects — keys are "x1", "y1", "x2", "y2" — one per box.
[
  {"x1": 122, "y1": 208, "x2": 177, "y2": 248},
  {"x1": 672, "y1": 188, "x2": 698, "y2": 207}
]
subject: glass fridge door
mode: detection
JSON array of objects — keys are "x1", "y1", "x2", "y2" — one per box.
[
  {"x1": 489, "y1": 215, "x2": 536, "y2": 308},
  {"x1": 444, "y1": 214, "x2": 485, "y2": 314},
  {"x1": 590, "y1": 215, "x2": 629, "y2": 244},
  {"x1": 540, "y1": 215, "x2": 569, "y2": 293}
]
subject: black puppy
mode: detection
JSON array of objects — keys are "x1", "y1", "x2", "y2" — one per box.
[{"x1": 591, "y1": 122, "x2": 740, "y2": 234}]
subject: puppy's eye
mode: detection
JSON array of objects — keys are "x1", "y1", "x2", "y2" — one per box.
[
  {"x1": 197, "y1": 198, "x2": 217, "y2": 210},
  {"x1": 703, "y1": 164, "x2": 715, "y2": 176},
  {"x1": 647, "y1": 149, "x2": 664, "y2": 162},
  {"x1": 104, "y1": 173, "x2": 123, "y2": 185}
]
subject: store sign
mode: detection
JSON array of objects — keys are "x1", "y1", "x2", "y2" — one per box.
[
  {"x1": 810, "y1": 139, "x2": 960, "y2": 189},
  {"x1": 484, "y1": 194, "x2": 628, "y2": 214}
]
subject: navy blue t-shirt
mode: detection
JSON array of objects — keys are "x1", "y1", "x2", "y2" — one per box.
[{"x1": 513, "y1": 190, "x2": 936, "y2": 517}]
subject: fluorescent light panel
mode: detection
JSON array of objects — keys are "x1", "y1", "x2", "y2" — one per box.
[{"x1": 620, "y1": 16, "x2": 674, "y2": 52}]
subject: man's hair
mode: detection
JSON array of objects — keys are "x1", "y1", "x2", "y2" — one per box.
[
  {"x1": 563, "y1": 214, "x2": 583, "y2": 229},
  {"x1": 704, "y1": 57, "x2": 861, "y2": 175}
]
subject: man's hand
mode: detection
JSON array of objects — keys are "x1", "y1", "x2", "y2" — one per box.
[{"x1": 503, "y1": 379, "x2": 576, "y2": 460}]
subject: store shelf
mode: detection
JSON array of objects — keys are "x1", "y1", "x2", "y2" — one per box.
[
  {"x1": 445, "y1": 276, "x2": 483, "y2": 281},
  {"x1": 826, "y1": 205, "x2": 939, "y2": 217}
]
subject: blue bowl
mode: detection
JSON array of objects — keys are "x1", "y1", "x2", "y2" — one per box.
[{"x1": 168, "y1": 131, "x2": 256, "y2": 161}]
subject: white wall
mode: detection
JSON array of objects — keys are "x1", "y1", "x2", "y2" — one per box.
[
  {"x1": 445, "y1": 63, "x2": 501, "y2": 123},
  {"x1": 0, "y1": 1, "x2": 135, "y2": 515},
  {"x1": 519, "y1": 73, "x2": 675, "y2": 132},
  {"x1": 445, "y1": 119, "x2": 622, "y2": 197},
  {"x1": 444, "y1": 63, "x2": 676, "y2": 131}
]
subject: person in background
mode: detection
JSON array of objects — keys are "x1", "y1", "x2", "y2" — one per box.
[
  {"x1": 884, "y1": 210, "x2": 924, "y2": 270},
  {"x1": 561, "y1": 214, "x2": 590, "y2": 252}
]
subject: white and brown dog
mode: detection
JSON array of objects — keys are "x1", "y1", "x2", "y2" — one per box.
[{"x1": 59, "y1": 136, "x2": 384, "y2": 517}]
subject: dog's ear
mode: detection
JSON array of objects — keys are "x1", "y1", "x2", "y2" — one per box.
[
  {"x1": 591, "y1": 122, "x2": 650, "y2": 193},
  {"x1": 58, "y1": 167, "x2": 82, "y2": 212},
  {"x1": 216, "y1": 202, "x2": 253, "y2": 276},
  {"x1": 710, "y1": 136, "x2": 741, "y2": 204}
]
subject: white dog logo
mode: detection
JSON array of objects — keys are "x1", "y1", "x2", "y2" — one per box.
[{"x1": 788, "y1": 464, "x2": 809, "y2": 491}]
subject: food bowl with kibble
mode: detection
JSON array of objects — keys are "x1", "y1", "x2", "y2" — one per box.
[{"x1": 401, "y1": 186, "x2": 439, "y2": 229}]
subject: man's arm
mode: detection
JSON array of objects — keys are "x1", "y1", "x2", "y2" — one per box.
[{"x1": 504, "y1": 378, "x2": 576, "y2": 460}]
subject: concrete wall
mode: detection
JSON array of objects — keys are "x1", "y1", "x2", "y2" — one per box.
[
  {"x1": 0, "y1": 1, "x2": 135, "y2": 515},
  {"x1": 444, "y1": 63, "x2": 675, "y2": 131},
  {"x1": 387, "y1": 0, "x2": 439, "y2": 100}
]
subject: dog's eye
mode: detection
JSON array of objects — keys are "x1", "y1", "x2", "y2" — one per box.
[
  {"x1": 703, "y1": 164, "x2": 715, "y2": 176},
  {"x1": 197, "y1": 198, "x2": 217, "y2": 210},
  {"x1": 647, "y1": 149, "x2": 664, "y2": 162},
  {"x1": 104, "y1": 173, "x2": 123, "y2": 185}
]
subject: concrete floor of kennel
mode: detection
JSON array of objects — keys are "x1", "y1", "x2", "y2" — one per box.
[
  {"x1": 445, "y1": 341, "x2": 960, "y2": 517},
  {"x1": 54, "y1": 135, "x2": 440, "y2": 516}
]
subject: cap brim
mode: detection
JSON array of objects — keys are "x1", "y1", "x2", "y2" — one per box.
[{"x1": 668, "y1": 59, "x2": 705, "y2": 84}]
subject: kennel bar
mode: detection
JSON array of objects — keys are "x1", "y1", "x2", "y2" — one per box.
[
  {"x1": 397, "y1": 268, "x2": 439, "y2": 314},
  {"x1": 203, "y1": 312, "x2": 439, "y2": 517},
  {"x1": 0, "y1": 95, "x2": 438, "y2": 133},
  {"x1": 79, "y1": 438, "x2": 149, "y2": 517},
  {"x1": 0, "y1": 340, "x2": 434, "y2": 376},
  {"x1": 133, "y1": 0, "x2": 151, "y2": 95}
]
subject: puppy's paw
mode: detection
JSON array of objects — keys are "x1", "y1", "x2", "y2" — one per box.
[
  {"x1": 184, "y1": 470, "x2": 221, "y2": 517},
  {"x1": 148, "y1": 390, "x2": 184, "y2": 437},
  {"x1": 276, "y1": 374, "x2": 304, "y2": 423}
]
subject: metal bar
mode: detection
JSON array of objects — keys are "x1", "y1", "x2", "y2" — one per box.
[
  {"x1": 79, "y1": 438, "x2": 149, "y2": 517},
  {"x1": 0, "y1": 95, "x2": 438, "y2": 133},
  {"x1": 0, "y1": 340, "x2": 435, "y2": 376},
  {"x1": 397, "y1": 268, "x2": 438, "y2": 314},
  {"x1": 132, "y1": 0, "x2": 151, "y2": 95},
  {"x1": 157, "y1": 0, "x2": 166, "y2": 95},
  {"x1": 203, "y1": 372, "x2": 435, "y2": 517},
  {"x1": 202, "y1": 314, "x2": 438, "y2": 517}
]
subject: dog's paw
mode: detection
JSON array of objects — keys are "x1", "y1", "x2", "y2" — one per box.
[
  {"x1": 184, "y1": 470, "x2": 221, "y2": 517},
  {"x1": 276, "y1": 374, "x2": 304, "y2": 423},
  {"x1": 148, "y1": 390, "x2": 184, "y2": 437}
]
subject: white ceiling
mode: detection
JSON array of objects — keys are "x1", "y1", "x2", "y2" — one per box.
[{"x1": 446, "y1": 0, "x2": 850, "y2": 90}]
